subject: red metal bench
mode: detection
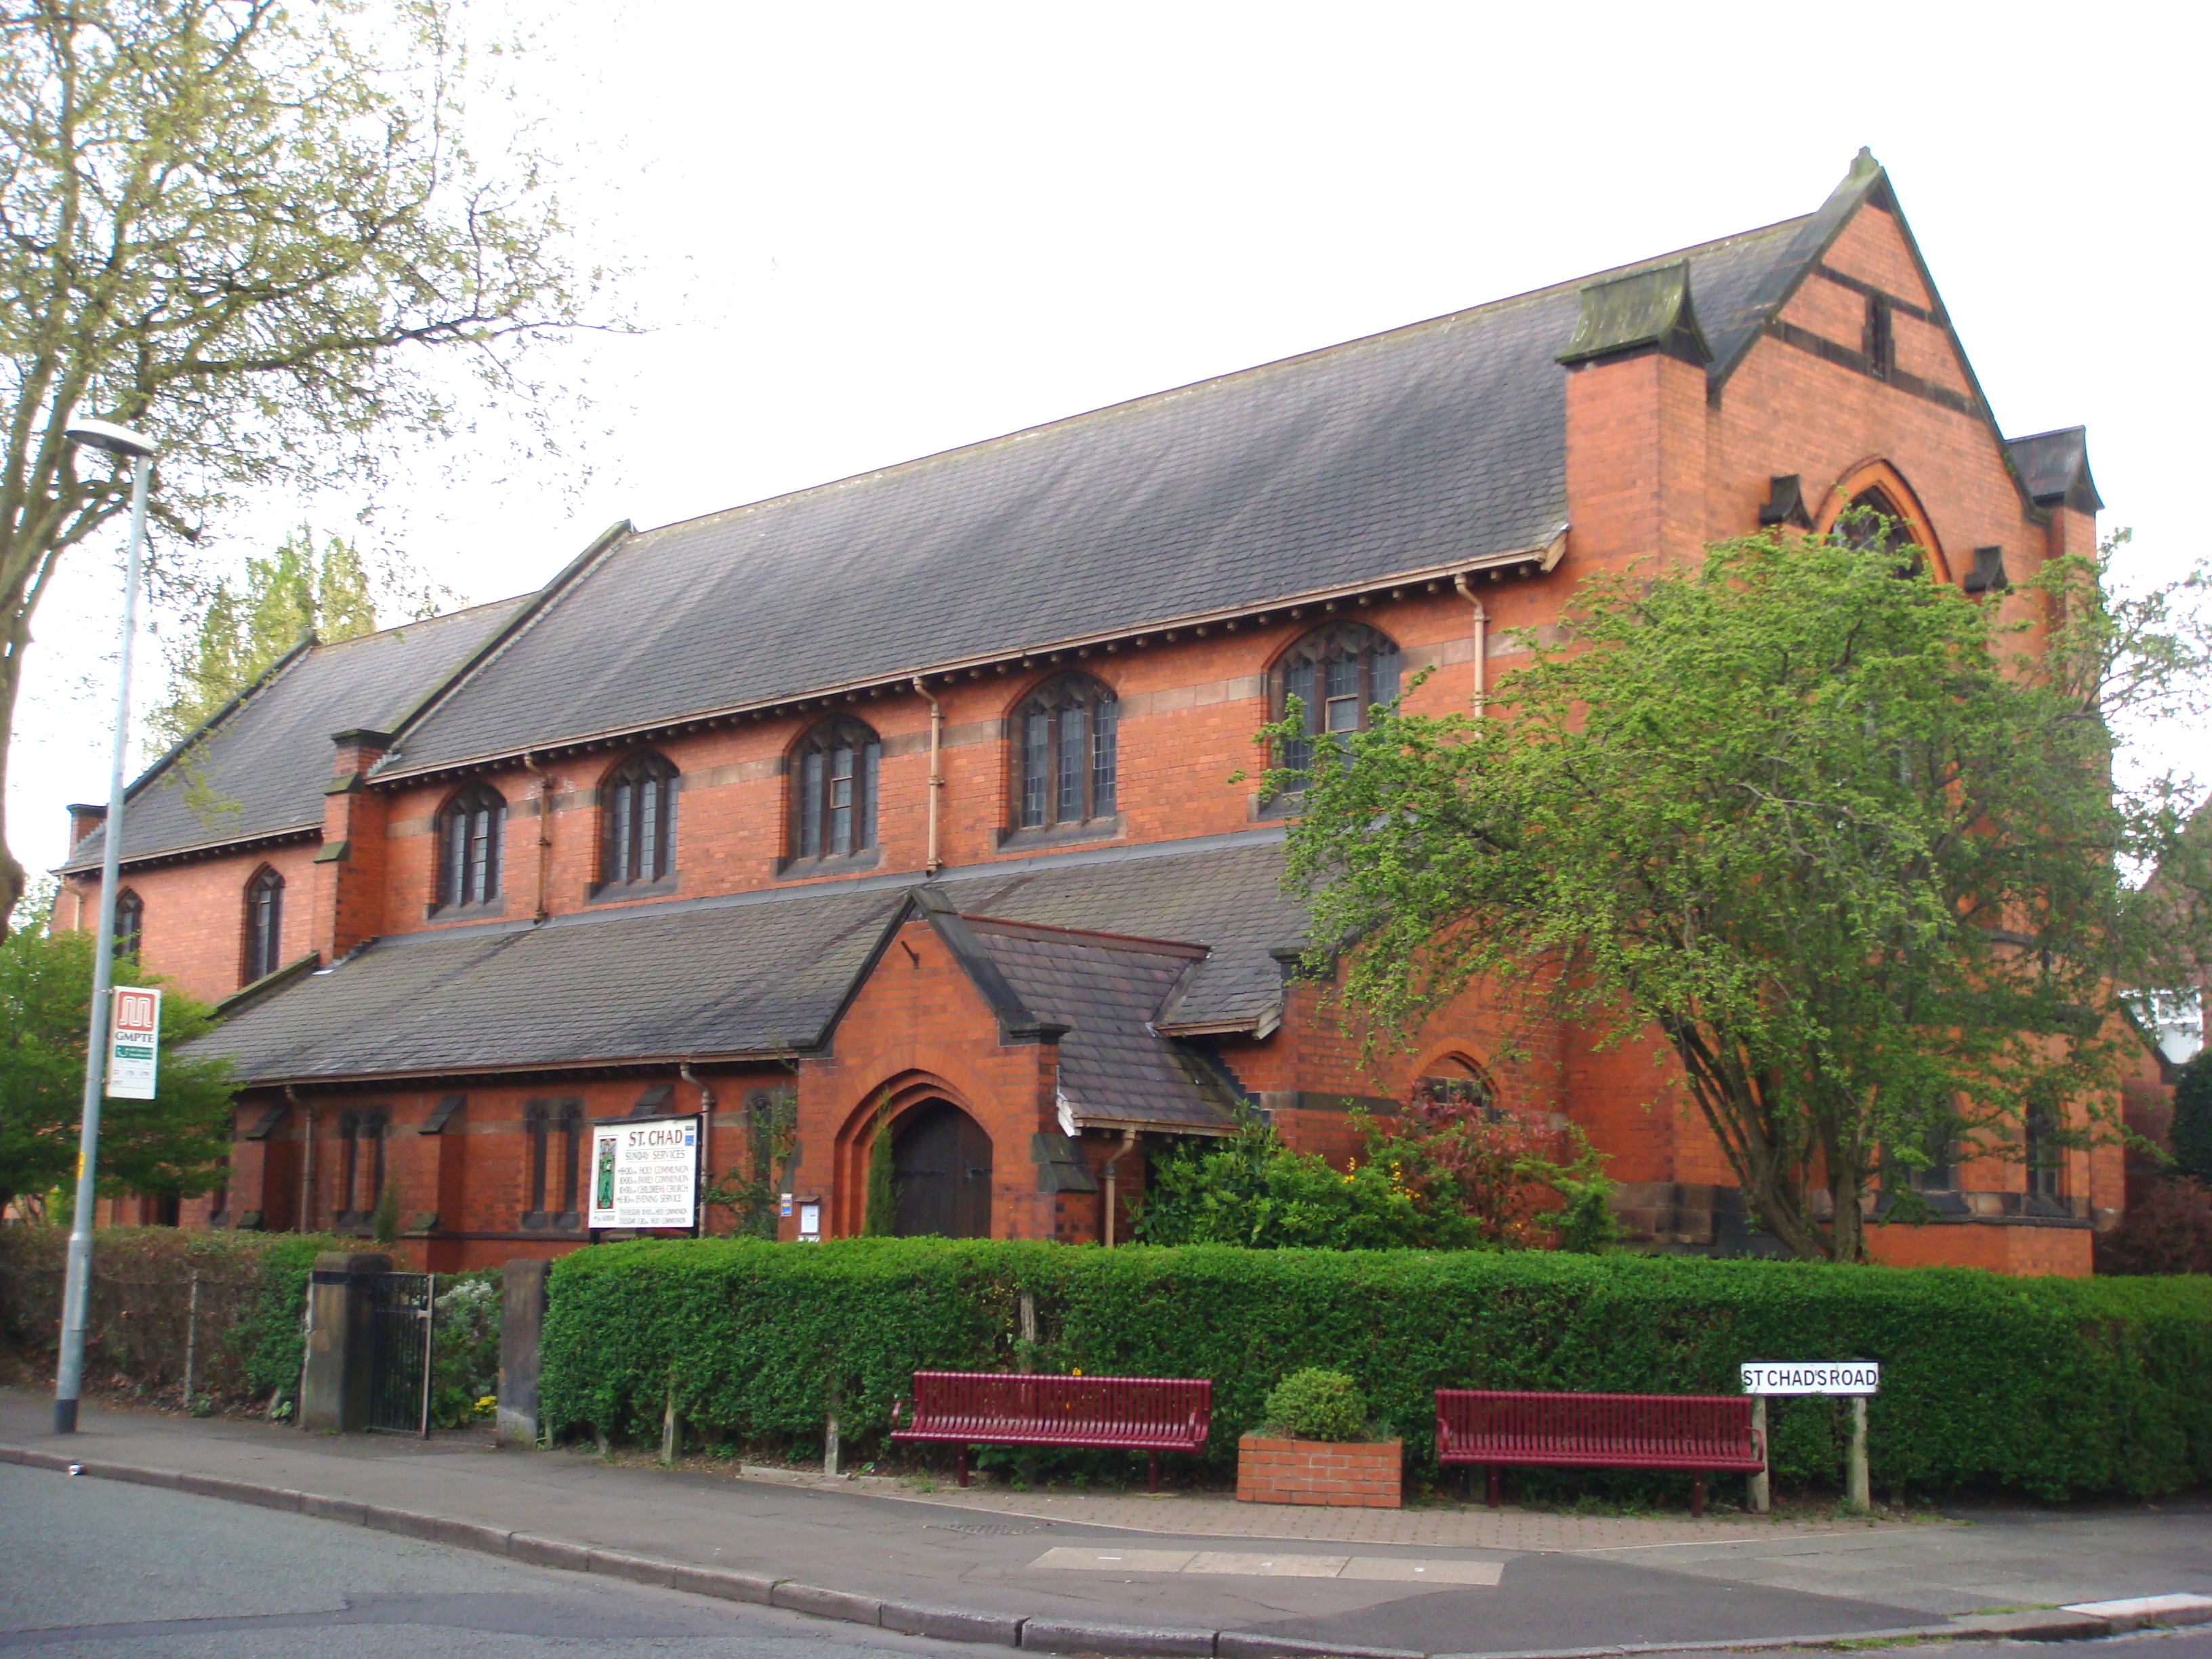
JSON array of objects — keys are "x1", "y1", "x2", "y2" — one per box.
[
  {"x1": 1435, "y1": 1388, "x2": 1764, "y2": 1517},
  {"x1": 890, "y1": 1370, "x2": 1211, "y2": 1492}
]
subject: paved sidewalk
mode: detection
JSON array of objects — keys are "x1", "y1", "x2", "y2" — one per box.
[
  {"x1": 4, "y1": 1390, "x2": 2207, "y2": 1659},
  {"x1": 712, "y1": 1458, "x2": 1900, "y2": 1552}
]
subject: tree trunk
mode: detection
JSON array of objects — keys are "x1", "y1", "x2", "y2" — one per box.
[{"x1": 0, "y1": 613, "x2": 30, "y2": 929}]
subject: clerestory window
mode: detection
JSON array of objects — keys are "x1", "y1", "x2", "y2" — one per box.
[
  {"x1": 790, "y1": 718, "x2": 881, "y2": 864},
  {"x1": 1015, "y1": 674, "x2": 1118, "y2": 831},
  {"x1": 434, "y1": 782, "x2": 506, "y2": 909},
  {"x1": 243, "y1": 866, "x2": 284, "y2": 983},
  {"x1": 112, "y1": 888, "x2": 143, "y2": 960},
  {"x1": 602, "y1": 751, "x2": 678, "y2": 888},
  {"x1": 1272, "y1": 622, "x2": 1401, "y2": 775}
]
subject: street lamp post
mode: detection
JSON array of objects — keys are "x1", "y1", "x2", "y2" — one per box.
[{"x1": 54, "y1": 417, "x2": 159, "y2": 1435}]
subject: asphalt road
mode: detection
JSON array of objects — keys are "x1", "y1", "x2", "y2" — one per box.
[
  {"x1": 0, "y1": 1465, "x2": 969, "y2": 1658},
  {"x1": 5, "y1": 1462, "x2": 2209, "y2": 1659}
]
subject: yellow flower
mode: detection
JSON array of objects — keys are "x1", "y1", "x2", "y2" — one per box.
[{"x1": 1071, "y1": 1368, "x2": 1083, "y2": 1376}]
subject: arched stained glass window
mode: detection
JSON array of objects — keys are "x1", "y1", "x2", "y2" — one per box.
[
  {"x1": 1015, "y1": 674, "x2": 1118, "y2": 830},
  {"x1": 1418, "y1": 1054, "x2": 1494, "y2": 1112},
  {"x1": 792, "y1": 718, "x2": 881, "y2": 862},
  {"x1": 1272, "y1": 622, "x2": 1401, "y2": 773},
  {"x1": 243, "y1": 866, "x2": 284, "y2": 983},
  {"x1": 435, "y1": 783, "x2": 506, "y2": 908},
  {"x1": 602, "y1": 752, "x2": 678, "y2": 886},
  {"x1": 1836, "y1": 487, "x2": 1919, "y2": 571}
]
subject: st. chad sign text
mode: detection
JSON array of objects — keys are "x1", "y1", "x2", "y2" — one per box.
[{"x1": 588, "y1": 1116, "x2": 699, "y2": 1231}]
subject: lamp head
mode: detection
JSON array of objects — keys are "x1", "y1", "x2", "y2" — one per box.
[{"x1": 64, "y1": 418, "x2": 157, "y2": 461}]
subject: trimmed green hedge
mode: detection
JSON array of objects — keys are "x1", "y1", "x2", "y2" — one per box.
[{"x1": 541, "y1": 1239, "x2": 2212, "y2": 1500}]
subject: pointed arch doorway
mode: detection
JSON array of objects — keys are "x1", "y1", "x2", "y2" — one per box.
[{"x1": 893, "y1": 1100, "x2": 994, "y2": 1238}]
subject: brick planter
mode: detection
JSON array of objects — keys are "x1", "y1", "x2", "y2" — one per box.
[{"x1": 1235, "y1": 1433, "x2": 1402, "y2": 1509}]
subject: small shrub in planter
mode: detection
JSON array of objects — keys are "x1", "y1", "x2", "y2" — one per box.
[{"x1": 1237, "y1": 1368, "x2": 1402, "y2": 1509}]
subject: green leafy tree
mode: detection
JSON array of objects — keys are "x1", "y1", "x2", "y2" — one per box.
[
  {"x1": 0, "y1": 0, "x2": 607, "y2": 924},
  {"x1": 0, "y1": 926, "x2": 235, "y2": 1220},
  {"x1": 149, "y1": 527, "x2": 406, "y2": 749},
  {"x1": 1275, "y1": 527, "x2": 2212, "y2": 1262}
]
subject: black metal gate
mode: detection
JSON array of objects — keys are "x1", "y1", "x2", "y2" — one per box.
[{"x1": 365, "y1": 1271, "x2": 433, "y2": 1435}]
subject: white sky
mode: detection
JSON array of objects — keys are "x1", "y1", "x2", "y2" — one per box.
[{"x1": 13, "y1": 0, "x2": 2207, "y2": 880}]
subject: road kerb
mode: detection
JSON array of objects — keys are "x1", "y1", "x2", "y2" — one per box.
[
  {"x1": 882, "y1": 1601, "x2": 1029, "y2": 1645},
  {"x1": 0, "y1": 1445, "x2": 2145, "y2": 1659},
  {"x1": 771, "y1": 1582, "x2": 884, "y2": 1626},
  {"x1": 1021, "y1": 1619, "x2": 1217, "y2": 1656}
]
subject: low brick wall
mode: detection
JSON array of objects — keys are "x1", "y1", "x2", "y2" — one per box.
[{"x1": 1234, "y1": 1434, "x2": 1401, "y2": 1509}]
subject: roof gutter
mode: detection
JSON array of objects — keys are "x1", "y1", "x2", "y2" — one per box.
[{"x1": 223, "y1": 1044, "x2": 808, "y2": 1092}]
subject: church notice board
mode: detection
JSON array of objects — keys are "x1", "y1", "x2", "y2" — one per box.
[{"x1": 588, "y1": 1114, "x2": 699, "y2": 1230}]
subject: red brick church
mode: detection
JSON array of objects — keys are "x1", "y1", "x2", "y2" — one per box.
[{"x1": 58, "y1": 152, "x2": 2127, "y2": 1273}]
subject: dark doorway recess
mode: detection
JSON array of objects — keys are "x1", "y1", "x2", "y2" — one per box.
[{"x1": 893, "y1": 1101, "x2": 994, "y2": 1238}]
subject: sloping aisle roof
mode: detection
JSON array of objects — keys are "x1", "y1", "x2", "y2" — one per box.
[{"x1": 186, "y1": 834, "x2": 1305, "y2": 1091}]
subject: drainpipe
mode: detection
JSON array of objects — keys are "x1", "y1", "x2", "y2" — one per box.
[
  {"x1": 1453, "y1": 573, "x2": 1490, "y2": 715},
  {"x1": 912, "y1": 678, "x2": 944, "y2": 876},
  {"x1": 1100, "y1": 1128, "x2": 1138, "y2": 1247},
  {"x1": 521, "y1": 752, "x2": 554, "y2": 922},
  {"x1": 680, "y1": 1061, "x2": 714, "y2": 1240},
  {"x1": 286, "y1": 1086, "x2": 314, "y2": 1234}
]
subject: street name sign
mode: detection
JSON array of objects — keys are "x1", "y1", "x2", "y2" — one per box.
[
  {"x1": 588, "y1": 1115, "x2": 699, "y2": 1230},
  {"x1": 106, "y1": 987, "x2": 161, "y2": 1100},
  {"x1": 1740, "y1": 1361, "x2": 1879, "y2": 1395}
]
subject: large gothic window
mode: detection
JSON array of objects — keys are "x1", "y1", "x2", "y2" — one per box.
[
  {"x1": 791, "y1": 718, "x2": 881, "y2": 863},
  {"x1": 242, "y1": 866, "x2": 284, "y2": 982},
  {"x1": 1273, "y1": 622, "x2": 1401, "y2": 773},
  {"x1": 1015, "y1": 674, "x2": 1118, "y2": 831},
  {"x1": 435, "y1": 782, "x2": 506, "y2": 908},
  {"x1": 112, "y1": 888, "x2": 143, "y2": 960},
  {"x1": 602, "y1": 751, "x2": 678, "y2": 886},
  {"x1": 1836, "y1": 487, "x2": 1919, "y2": 571}
]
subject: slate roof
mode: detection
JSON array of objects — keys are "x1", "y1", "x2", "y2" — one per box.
[
  {"x1": 62, "y1": 599, "x2": 528, "y2": 872},
  {"x1": 186, "y1": 832, "x2": 1305, "y2": 1092},
  {"x1": 378, "y1": 208, "x2": 1845, "y2": 779},
  {"x1": 964, "y1": 919, "x2": 1243, "y2": 1131}
]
